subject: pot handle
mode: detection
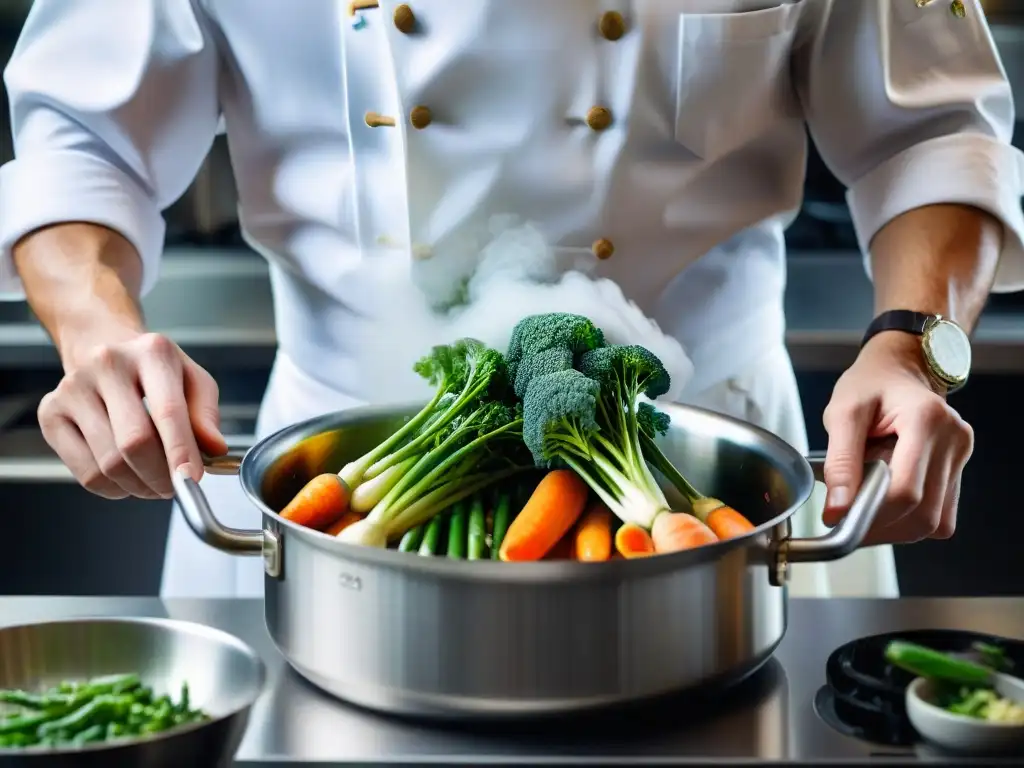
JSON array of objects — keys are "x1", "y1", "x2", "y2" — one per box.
[
  {"x1": 171, "y1": 451, "x2": 265, "y2": 556},
  {"x1": 771, "y1": 453, "x2": 890, "y2": 577}
]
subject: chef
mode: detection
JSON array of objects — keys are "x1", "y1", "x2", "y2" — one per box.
[{"x1": 1, "y1": 0, "x2": 1021, "y2": 599}]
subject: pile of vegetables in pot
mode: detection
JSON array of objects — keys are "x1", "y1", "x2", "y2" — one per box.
[{"x1": 278, "y1": 312, "x2": 755, "y2": 560}]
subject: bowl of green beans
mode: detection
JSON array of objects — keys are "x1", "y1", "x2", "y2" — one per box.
[{"x1": 0, "y1": 617, "x2": 265, "y2": 766}]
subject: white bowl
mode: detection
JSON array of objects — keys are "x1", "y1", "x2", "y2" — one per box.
[{"x1": 906, "y1": 675, "x2": 1024, "y2": 755}]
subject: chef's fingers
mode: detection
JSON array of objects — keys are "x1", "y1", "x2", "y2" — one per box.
[
  {"x1": 45, "y1": 379, "x2": 159, "y2": 499},
  {"x1": 874, "y1": 408, "x2": 935, "y2": 532},
  {"x1": 37, "y1": 399, "x2": 128, "y2": 500},
  {"x1": 928, "y1": 417, "x2": 972, "y2": 541},
  {"x1": 182, "y1": 354, "x2": 227, "y2": 457},
  {"x1": 135, "y1": 335, "x2": 204, "y2": 483},
  {"x1": 864, "y1": 451, "x2": 948, "y2": 547},
  {"x1": 821, "y1": 396, "x2": 877, "y2": 527},
  {"x1": 930, "y1": 471, "x2": 962, "y2": 541},
  {"x1": 94, "y1": 361, "x2": 175, "y2": 499}
]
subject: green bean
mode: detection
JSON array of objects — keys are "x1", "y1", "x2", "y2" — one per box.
[
  {"x1": 178, "y1": 681, "x2": 191, "y2": 714},
  {"x1": 490, "y1": 491, "x2": 512, "y2": 559},
  {"x1": 71, "y1": 723, "x2": 105, "y2": 745},
  {"x1": 84, "y1": 673, "x2": 141, "y2": 696},
  {"x1": 398, "y1": 525, "x2": 424, "y2": 552},
  {"x1": 0, "y1": 711, "x2": 54, "y2": 736},
  {"x1": 419, "y1": 514, "x2": 445, "y2": 556},
  {"x1": 447, "y1": 502, "x2": 468, "y2": 559},
  {"x1": 467, "y1": 495, "x2": 487, "y2": 560},
  {"x1": 37, "y1": 695, "x2": 123, "y2": 737},
  {"x1": 0, "y1": 691, "x2": 48, "y2": 709}
]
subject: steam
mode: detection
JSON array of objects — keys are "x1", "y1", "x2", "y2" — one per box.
[{"x1": 351, "y1": 220, "x2": 694, "y2": 404}]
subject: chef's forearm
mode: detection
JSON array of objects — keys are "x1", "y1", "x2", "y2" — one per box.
[
  {"x1": 868, "y1": 204, "x2": 1003, "y2": 333},
  {"x1": 13, "y1": 223, "x2": 147, "y2": 370}
]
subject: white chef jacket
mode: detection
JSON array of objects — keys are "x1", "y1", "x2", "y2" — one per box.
[{"x1": 0, "y1": 1, "x2": 1021, "y2": 599}]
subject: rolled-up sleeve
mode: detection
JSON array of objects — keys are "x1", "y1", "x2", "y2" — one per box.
[
  {"x1": 794, "y1": 0, "x2": 1024, "y2": 293},
  {"x1": 0, "y1": 0, "x2": 220, "y2": 298}
]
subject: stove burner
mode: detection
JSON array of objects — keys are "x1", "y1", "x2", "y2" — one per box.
[{"x1": 814, "y1": 629, "x2": 1024, "y2": 747}]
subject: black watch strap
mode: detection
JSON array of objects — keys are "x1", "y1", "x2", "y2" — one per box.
[{"x1": 861, "y1": 309, "x2": 932, "y2": 348}]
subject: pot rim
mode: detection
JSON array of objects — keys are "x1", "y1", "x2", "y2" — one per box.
[{"x1": 233, "y1": 401, "x2": 810, "y2": 582}]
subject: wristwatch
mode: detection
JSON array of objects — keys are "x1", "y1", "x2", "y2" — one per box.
[{"x1": 860, "y1": 310, "x2": 972, "y2": 394}]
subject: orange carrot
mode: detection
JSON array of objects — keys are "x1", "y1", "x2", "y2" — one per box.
[
  {"x1": 324, "y1": 511, "x2": 362, "y2": 537},
  {"x1": 499, "y1": 470, "x2": 589, "y2": 562},
  {"x1": 691, "y1": 497, "x2": 756, "y2": 541},
  {"x1": 614, "y1": 523, "x2": 655, "y2": 559},
  {"x1": 280, "y1": 473, "x2": 351, "y2": 530},
  {"x1": 574, "y1": 501, "x2": 612, "y2": 562},
  {"x1": 650, "y1": 512, "x2": 718, "y2": 553},
  {"x1": 545, "y1": 533, "x2": 576, "y2": 560}
]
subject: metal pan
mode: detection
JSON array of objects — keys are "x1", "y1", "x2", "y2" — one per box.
[{"x1": 173, "y1": 402, "x2": 889, "y2": 719}]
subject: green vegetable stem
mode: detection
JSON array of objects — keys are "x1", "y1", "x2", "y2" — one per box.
[
  {"x1": 447, "y1": 502, "x2": 468, "y2": 559},
  {"x1": 490, "y1": 491, "x2": 512, "y2": 559},
  {"x1": 467, "y1": 494, "x2": 487, "y2": 560},
  {"x1": 885, "y1": 640, "x2": 994, "y2": 685}
]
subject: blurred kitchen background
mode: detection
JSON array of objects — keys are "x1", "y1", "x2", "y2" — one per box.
[{"x1": 1, "y1": 2, "x2": 1023, "y2": 598}]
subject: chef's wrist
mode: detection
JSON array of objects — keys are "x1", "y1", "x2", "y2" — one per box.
[
  {"x1": 57, "y1": 317, "x2": 147, "y2": 374},
  {"x1": 857, "y1": 330, "x2": 944, "y2": 394}
]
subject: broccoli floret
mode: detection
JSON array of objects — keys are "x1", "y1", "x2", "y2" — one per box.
[
  {"x1": 513, "y1": 346, "x2": 573, "y2": 399},
  {"x1": 506, "y1": 313, "x2": 606, "y2": 383},
  {"x1": 338, "y1": 338, "x2": 512, "y2": 495},
  {"x1": 522, "y1": 369, "x2": 602, "y2": 466},
  {"x1": 522, "y1": 362, "x2": 670, "y2": 529},
  {"x1": 636, "y1": 402, "x2": 671, "y2": 438},
  {"x1": 578, "y1": 344, "x2": 671, "y2": 401}
]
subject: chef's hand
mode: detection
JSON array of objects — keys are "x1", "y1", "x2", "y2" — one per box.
[
  {"x1": 37, "y1": 332, "x2": 228, "y2": 500},
  {"x1": 820, "y1": 332, "x2": 974, "y2": 545}
]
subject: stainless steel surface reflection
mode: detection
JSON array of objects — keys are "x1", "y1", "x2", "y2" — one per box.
[
  {"x1": 0, "y1": 617, "x2": 265, "y2": 767},
  {"x1": 4, "y1": 598, "x2": 1024, "y2": 764},
  {"x1": 256, "y1": 659, "x2": 790, "y2": 761}
]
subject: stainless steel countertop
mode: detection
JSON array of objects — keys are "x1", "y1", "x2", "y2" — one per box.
[
  {"x1": 2, "y1": 596, "x2": 1023, "y2": 764},
  {"x1": 1, "y1": 249, "x2": 1023, "y2": 373}
]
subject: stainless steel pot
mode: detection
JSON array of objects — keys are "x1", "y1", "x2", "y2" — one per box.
[{"x1": 172, "y1": 402, "x2": 890, "y2": 719}]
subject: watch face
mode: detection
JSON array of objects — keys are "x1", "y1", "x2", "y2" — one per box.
[{"x1": 925, "y1": 320, "x2": 971, "y2": 382}]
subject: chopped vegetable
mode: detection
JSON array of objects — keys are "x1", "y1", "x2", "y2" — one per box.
[
  {"x1": 279, "y1": 473, "x2": 351, "y2": 530},
  {"x1": 885, "y1": 641, "x2": 994, "y2": 686},
  {"x1": 615, "y1": 523, "x2": 655, "y2": 558},
  {"x1": 637, "y1": 403, "x2": 756, "y2": 539},
  {"x1": 573, "y1": 501, "x2": 613, "y2": 562},
  {"x1": 499, "y1": 469, "x2": 589, "y2": 561},
  {"x1": 650, "y1": 511, "x2": 718, "y2": 553},
  {"x1": 0, "y1": 675, "x2": 208, "y2": 750},
  {"x1": 467, "y1": 495, "x2": 488, "y2": 560}
]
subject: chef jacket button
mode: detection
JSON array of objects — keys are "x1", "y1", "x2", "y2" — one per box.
[
  {"x1": 598, "y1": 11, "x2": 626, "y2": 41},
  {"x1": 592, "y1": 238, "x2": 614, "y2": 260},
  {"x1": 393, "y1": 4, "x2": 416, "y2": 33},
  {"x1": 410, "y1": 105, "x2": 433, "y2": 129},
  {"x1": 586, "y1": 106, "x2": 612, "y2": 131},
  {"x1": 365, "y1": 111, "x2": 396, "y2": 127},
  {"x1": 349, "y1": 0, "x2": 379, "y2": 14}
]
